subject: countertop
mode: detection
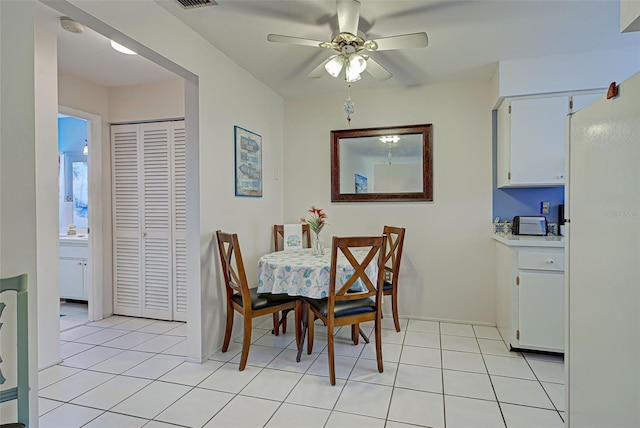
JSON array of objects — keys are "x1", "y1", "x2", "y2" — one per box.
[
  {"x1": 492, "y1": 233, "x2": 565, "y2": 248},
  {"x1": 60, "y1": 235, "x2": 88, "y2": 245}
]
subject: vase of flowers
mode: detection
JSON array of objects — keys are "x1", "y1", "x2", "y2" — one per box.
[{"x1": 302, "y1": 206, "x2": 328, "y2": 255}]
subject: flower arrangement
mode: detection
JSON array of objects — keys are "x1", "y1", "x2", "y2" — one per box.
[{"x1": 301, "y1": 206, "x2": 328, "y2": 236}]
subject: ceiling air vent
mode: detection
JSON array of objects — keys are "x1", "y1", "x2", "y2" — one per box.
[{"x1": 176, "y1": 0, "x2": 217, "y2": 9}]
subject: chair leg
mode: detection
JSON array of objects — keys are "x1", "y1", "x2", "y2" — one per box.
[
  {"x1": 327, "y1": 321, "x2": 336, "y2": 386},
  {"x1": 307, "y1": 309, "x2": 314, "y2": 355},
  {"x1": 375, "y1": 314, "x2": 384, "y2": 374},
  {"x1": 391, "y1": 290, "x2": 401, "y2": 332},
  {"x1": 272, "y1": 312, "x2": 280, "y2": 336},
  {"x1": 294, "y1": 302, "x2": 302, "y2": 349},
  {"x1": 282, "y1": 309, "x2": 288, "y2": 333},
  {"x1": 222, "y1": 303, "x2": 234, "y2": 352},
  {"x1": 239, "y1": 316, "x2": 252, "y2": 371},
  {"x1": 351, "y1": 324, "x2": 359, "y2": 345}
]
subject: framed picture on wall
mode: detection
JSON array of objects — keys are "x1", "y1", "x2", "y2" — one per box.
[
  {"x1": 234, "y1": 125, "x2": 263, "y2": 197},
  {"x1": 355, "y1": 173, "x2": 368, "y2": 194}
]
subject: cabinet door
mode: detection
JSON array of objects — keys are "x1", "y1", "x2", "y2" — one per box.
[
  {"x1": 60, "y1": 258, "x2": 85, "y2": 300},
  {"x1": 518, "y1": 271, "x2": 564, "y2": 351},
  {"x1": 571, "y1": 93, "x2": 602, "y2": 113},
  {"x1": 508, "y1": 96, "x2": 568, "y2": 186}
]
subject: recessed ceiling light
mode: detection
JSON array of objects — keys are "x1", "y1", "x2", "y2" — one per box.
[
  {"x1": 60, "y1": 17, "x2": 84, "y2": 34},
  {"x1": 110, "y1": 40, "x2": 137, "y2": 55}
]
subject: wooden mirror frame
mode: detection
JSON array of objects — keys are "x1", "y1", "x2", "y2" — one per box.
[{"x1": 331, "y1": 124, "x2": 433, "y2": 202}]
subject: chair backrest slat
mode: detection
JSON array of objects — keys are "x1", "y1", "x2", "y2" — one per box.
[
  {"x1": 383, "y1": 226, "x2": 406, "y2": 285},
  {"x1": 274, "y1": 224, "x2": 311, "y2": 251},
  {"x1": 216, "y1": 231, "x2": 250, "y2": 299}
]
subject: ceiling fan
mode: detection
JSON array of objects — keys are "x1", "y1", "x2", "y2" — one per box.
[{"x1": 267, "y1": 0, "x2": 428, "y2": 83}]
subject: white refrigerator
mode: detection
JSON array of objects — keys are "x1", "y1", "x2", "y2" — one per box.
[{"x1": 565, "y1": 71, "x2": 640, "y2": 427}]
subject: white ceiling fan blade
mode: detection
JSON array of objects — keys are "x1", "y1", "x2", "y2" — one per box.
[
  {"x1": 337, "y1": 0, "x2": 360, "y2": 35},
  {"x1": 267, "y1": 34, "x2": 331, "y2": 48},
  {"x1": 307, "y1": 58, "x2": 332, "y2": 78},
  {"x1": 365, "y1": 32, "x2": 429, "y2": 51},
  {"x1": 363, "y1": 56, "x2": 392, "y2": 81}
]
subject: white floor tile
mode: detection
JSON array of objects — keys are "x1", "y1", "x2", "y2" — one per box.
[
  {"x1": 484, "y1": 355, "x2": 536, "y2": 380},
  {"x1": 442, "y1": 350, "x2": 487, "y2": 373},
  {"x1": 164, "y1": 322, "x2": 187, "y2": 337},
  {"x1": 38, "y1": 365, "x2": 82, "y2": 388},
  {"x1": 208, "y1": 342, "x2": 242, "y2": 362},
  {"x1": 240, "y1": 368, "x2": 302, "y2": 401},
  {"x1": 542, "y1": 381, "x2": 565, "y2": 411},
  {"x1": 102, "y1": 331, "x2": 158, "y2": 349},
  {"x1": 70, "y1": 375, "x2": 151, "y2": 410},
  {"x1": 285, "y1": 374, "x2": 346, "y2": 409},
  {"x1": 527, "y1": 359, "x2": 565, "y2": 384},
  {"x1": 399, "y1": 344, "x2": 441, "y2": 368},
  {"x1": 445, "y1": 395, "x2": 505, "y2": 428},
  {"x1": 266, "y1": 348, "x2": 319, "y2": 373},
  {"x1": 403, "y1": 331, "x2": 440, "y2": 348},
  {"x1": 349, "y1": 358, "x2": 397, "y2": 386},
  {"x1": 380, "y1": 316, "x2": 408, "y2": 331},
  {"x1": 155, "y1": 387, "x2": 234, "y2": 428},
  {"x1": 123, "y1": 354, "x2": 185, "y2": 379},
  {"x1": 360, "y1": 341, "x2": 402, "y2": 363},
  {"x1": 473, "y1": 325, "x2": 503, "y2": 340},
  {"x1": 83, "y1": 411, "x2": 147, "y2": 428},
  {"x1": 229, "y1": 344, "x2": 283, "y2": 368},
  {"x1": 325, "y1": 411, "x2": 386, "y2": 428},
  {"x1": 232, "y1": 327, "x2": 268, "y2": 344},
  {"x1": 110, "y1": 380, "x2": 191, "y2": 419},
  {"x1": 253, "y1": 331, "x2": 296, "y2": 348},
  {"x1": 198, "y1": 362, "x2": 261, "y2": 393},
  {"x1": 89, "y1": 350, "x2": 155, "y2": 374},
  {"x1": 492, "y1": 375, "x2": 555, "y2": 409},
  {"x1": 441, "y1": 335, "x2": 480, "y2": 353},
  {"x1": 522, "y1": 351, "x2": 564, "y2": 363},
  {"x1": 111, "y1": 317, "x2": 157, "y2": 331},
  {"x1": 292, "y1": 334, "x2": 327, "y2": 354},
  {"x1": 159, "y1": 360, "x2": 224, "y2": 386},
  {"x1": 394, "y1": 363, "x2": 443, "y2": 393},
  {"x1": 443, "y1": 369, "x2": 496, "y2": 400},
  {"x1": 74, "y1": 328, "x2": 129, "y2": 345},
  {"x1": 334, "y1": 380, "x2": 393, "y2": 419},
  {"x1": 203, "y1": 395, "x2": 279, "y2": 428},
  {"x1": 441, "y1": 322, "x2": 475, "y2": 337},
  {"x1": 142, "y1": 421, "x2": 177, "y2": 428},
  {"x1": 388, "y1": 387, "x2": 444, "y2": 427},
  {"x1": 306, "y1": 353, "x2": 357, "y2": 380},
  {"x1": 385, "y1": 421, "x2": 423, "y2": 428},
  {"x1": 38, "y1": 403, "x2": 103, "y2": 428},
  {"x1": 373, "y1": 328, "x2": 407, "y2": 345},
  {"x1": 61, "y1": 346, "x2": 124, "y2": 369},
  {"x1": 326, "y1": 338, "x2": 366, "y2": 358},
  {"x1": 39, "y1": 370, "x2": 115, "y2": 402},
  {"x1": 160, "y1": 339, "x2": 187, "y2": 356},
  {"x1": 265, "y1": 403, "x2": 331, "y2": 427},
  {"x1": 500, "y1": 403, "x2": 564, "y2": 428},
  {"x1": 406, "y1": 319, "x2": 439, "y2": 333},
  {"x1": 137, "y1": 320, "x2": 185, "y2": 334},
  {"x1": 478, "y1": 338, "x2": 523, "y2": 358},
  {"x1": 86, "y1": 315, "x2": 130, "y2": 328},
  {"x1": 38, "y1": 398, "x2": 64, "y2": 416},
  {"x1": 59, "y1": 342, "x2": 95, "y2": 358},
  {"x1": 132, "y1": 334, "x2": 185, "y2": 353},
  {"x1": 60, "y1": 325, "x2": 104, "y2": 341}
]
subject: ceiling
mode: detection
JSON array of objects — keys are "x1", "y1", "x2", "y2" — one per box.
[{"x1": 37, "y1": 1, "x2": 640, "y2": 98}]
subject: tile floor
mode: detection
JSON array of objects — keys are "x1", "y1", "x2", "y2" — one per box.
[
  {"x1": 39, "y1": 314, "x2": 565, "y2": 428},
  {"x1": 59, "y1": 300, "x2": 89, "y2": 332}
]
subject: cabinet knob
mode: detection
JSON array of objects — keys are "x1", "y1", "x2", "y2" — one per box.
[{"x1": 547, "y1": 259, "x2": 555, "y2": 264}]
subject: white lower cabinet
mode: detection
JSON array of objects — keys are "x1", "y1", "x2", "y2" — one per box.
[
  {"x1": 60, "y1": 239, "x2": 90, "y2": 301},
  {"x1": 495, "y1": 236, "x2": 565, "y2": 353}
]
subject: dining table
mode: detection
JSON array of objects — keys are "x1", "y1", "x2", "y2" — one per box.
[{"x1": 257, "y1": 247, "x2": 379, "y2": 362}]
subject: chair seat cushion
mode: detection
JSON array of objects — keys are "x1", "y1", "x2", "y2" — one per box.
[
  {"x1": 383, "y1": 280, "x2": 393, "y2": 291},
  {"x1": 307, "y1": 297, "x2": 375, "y2": 318},
  {"x1": 231, "y1": 288, "x2": 297, "y2": 311}
]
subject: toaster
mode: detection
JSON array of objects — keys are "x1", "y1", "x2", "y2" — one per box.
[{"x1": 512, "y1": 216, "x2": 547, "y2": 236}]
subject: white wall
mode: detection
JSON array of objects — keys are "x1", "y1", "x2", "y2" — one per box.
[
  {"x1": 109, "y1": 78, "x2": 184, "y2": 123},
  {"x1": 0, "y1": 1, "x2": 38, "y2": 423},
  {"x1": 283, "y1": 80, "x2": 496, "y2": 325},
  {"x1": 35, "y1": 26, "x2": 61, "y2": 370},
  {"x1": 621, "y1": 0, "x2": 640, "y2": 32},
  {"x1": 56, "y1": 0, "x2": 285, "y2": 360}
]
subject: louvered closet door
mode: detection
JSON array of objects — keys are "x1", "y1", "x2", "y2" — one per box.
[
  {"x1": 112, "y1": 124, "x2": 143, "y2": 317},
  {"x1": 172, "y1": 123, "x2": 187, "y2": 321},
  {"x1": 140, "y1": 122, "x2": 173, "y2": 320}
]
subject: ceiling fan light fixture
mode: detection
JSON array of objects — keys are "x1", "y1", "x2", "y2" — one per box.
[
  {"x1": 348, "y1": 53, "x2": 367, "y2": 74},
  {"x1": 110, "y1": 40, "x2": 137, "y2": 55},
  {"x1": 345, "y1": 61, "x2": 362, "y2": 82},
  {"x1": 325, "y1": 55, "x2": 345, "y2": 77}
]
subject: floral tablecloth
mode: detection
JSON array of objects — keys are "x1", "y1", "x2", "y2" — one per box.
[{"x1": 257, "y1": 248, "x2": 378, "y2": 299}]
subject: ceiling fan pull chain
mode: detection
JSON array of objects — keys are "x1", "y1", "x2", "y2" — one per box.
[{"x1": 344, "y1": 86, "x2": 355, "y2": 126}]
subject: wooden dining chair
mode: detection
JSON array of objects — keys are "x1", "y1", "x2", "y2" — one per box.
[
  {"x1": 215, "y1": 230, "x2": 301, "y2": 371},
  {"x1": 306, "y1": 235, "x2": 387, "y2": 385},
  {"x1": 382, "y1": 225, "x2": 406, "y2": 332},
  {"x1": 272, "y1": 224, "x2": 311, "y2": 333}
]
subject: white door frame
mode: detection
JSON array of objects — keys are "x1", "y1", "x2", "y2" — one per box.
[{"x1": 59, "y1": 105, "x2": 104, "y2": 322}]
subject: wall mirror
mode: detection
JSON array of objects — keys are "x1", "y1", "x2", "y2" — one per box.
[{"x1": 331, "y1": 124, "x2": 432, "y2": 202}]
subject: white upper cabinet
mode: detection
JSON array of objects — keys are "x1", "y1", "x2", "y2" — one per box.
[{"x1": 497, "y1": 91, "x2": 604, "y2": 188}]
